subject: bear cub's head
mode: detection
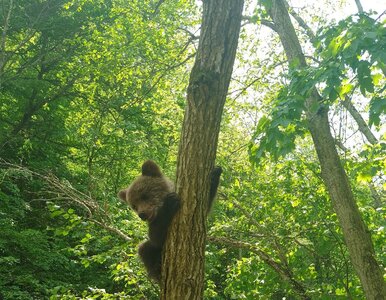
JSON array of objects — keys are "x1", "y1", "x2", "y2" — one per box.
[{"x1": 118, "y1": 160, "x2": 174, "y2": 223}]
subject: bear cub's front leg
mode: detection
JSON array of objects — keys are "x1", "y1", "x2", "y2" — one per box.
[
  {"x1": 139, "y1": 192, "x2": 180, "y2": 282},
  {"x1": 148, "y1": 192, "x2": 180, "y2": 248}
]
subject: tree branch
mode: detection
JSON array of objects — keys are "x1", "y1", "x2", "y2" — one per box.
[
  {"x1": 0, "y1": 161, "x2": 132, "y2": 242},
  {"x1": 354, "y1": 0, "x2": 364, "y2": 13},
  {"x1": 283, "y1": 0, "x2": 315, "y2": 40},
  {"x1": 0, "y1": 0, "x2": 13, "y2": 78},
  {"x1": 341, "y1": 96, "x2": 378, "y2": 145},
  {"x1": 91, "y1": 220, "x2": 131, "y2": 242},
  {"x1": 242, "y1": 15, "x2": 278, "y2": 32},
  {"x1": 208, "y1": 236, "x2": 310, "y2": 300}
]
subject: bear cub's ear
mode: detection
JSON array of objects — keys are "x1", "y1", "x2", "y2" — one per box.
[
  {"x1": 118, "y1": 189, "x2": 127, "y2": 202},
  {"x1": 142, "y1": 160, "x2": 162, "y2": 177}
]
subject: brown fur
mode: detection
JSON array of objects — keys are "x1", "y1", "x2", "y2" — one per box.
[{"x1": 118, "y1": 160, "x2": 222, "y2": 282}]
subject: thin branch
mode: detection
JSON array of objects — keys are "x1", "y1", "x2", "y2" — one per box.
[
  {"x1": 0, "y1": 0, "x2": 13, "y2": 77},
  {"x1": 305, "y1": 55, "x2": 321, "y2": 64},
  {"x1": 152, "y1": 0, "x2": 165, "y2": 15},
  {"x1": 91, "y1": 220, "x2": 131, "y2": 242},
  {"x1": 354, "y1": 0, "x2": 364, "y2": 13},
  {"x1": 341, "y1": 96, "x2": 378, "y2": 145},
  {"x1": 369, "y1": 184, "x2": 383, "y2": 208},
  {"x1": 242, "y1": 15, "x2": 278, "y2": 32},
  {"x1": 178, "y1": 26, "x2": 199, "y2": 41},
  {"x1": 335, "y1": 138, "x2": 349, "y2": 153},
  {"x1": 208, "y1": 236, "x2": 310, "y2": 300},
  {"x1": 333, "y1": 104, "x2": 384, "y2": 209},
  {"x1": 376, "y1": 10, "x2": 386, "y2": 22},
  {"x1": 283, "y1": 0, "x2": 315, "y2": 40},
  {"x1": 0, "y1": 161, "x2": 132, "y2": 241}
]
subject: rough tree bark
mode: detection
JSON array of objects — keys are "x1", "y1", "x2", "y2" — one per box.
[
  {"x1": 267, "y1": 1, "x2": 386, "y2": 299},
  {"x1": 160, "y1": 1, "x2": 244, "y2": 299}
]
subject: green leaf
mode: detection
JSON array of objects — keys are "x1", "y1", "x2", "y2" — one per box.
[
  {"x1": 369, "y1": 96, "x2": 386, "y2": 127},
  {"x1": 357, "y1": 60, "x2": 374, "y2": 95}
]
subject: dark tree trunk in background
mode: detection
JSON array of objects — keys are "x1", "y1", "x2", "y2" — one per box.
[
  {"x1": 268, "y1": 1, "x2": 386, "y2": 299},
  {"x1": 160, "y1": 1, "x2": 244, "y2": 299}
]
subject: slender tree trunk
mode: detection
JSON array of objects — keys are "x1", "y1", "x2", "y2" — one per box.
[
  {"x1": 160, "y1": 1, "x2": 244, "y2": 299},
  {"x1": 267, "y1": 1, "x2": 386, "y2": 299},
  {"x1": 342, "y1": 97, "x2": 378, "y2": 145},
  {"x1": 0, "y1": 0, "x2": 13, "y2": 81},
  {"x1": 341, "y1": 97, "x2": 384, "y2": 208},
  {"x1": 355, "y1": 0, "x2": 364, "y2": 13}
]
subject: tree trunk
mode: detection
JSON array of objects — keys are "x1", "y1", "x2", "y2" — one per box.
[
  {"x1": 342, "y1": 97, "x2": 378, "y2": 145},
  {"x1": 267, "y1": 1, "x2": 386, "y2": 299},
  {"x1": 160, "y1": 1, "x2": 244, "y2": 299}
]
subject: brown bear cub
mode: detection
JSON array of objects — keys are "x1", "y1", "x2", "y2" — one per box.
[{"x1": 118, "y1": 160, "x2": 222, "y2": 282}]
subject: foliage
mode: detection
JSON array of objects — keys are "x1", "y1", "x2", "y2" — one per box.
[
  {"x1": 249, "y1": 84, "x2": 307, "y2": 163},
  {"x1": 0, "y1": 0, "x2": 194, "y2": 298},
  {"x1": 250, "y1": 12, "x2": 386, "y2": 162},
  {"x1": 0, "y1": 0, "x2": 385, "y2": 299},
  {"x1": 210, "y1": 140, "x2": 372, "y2": 298},
  {"x1": 314, "y1": 13, "x2": 386, "y2": 126}
]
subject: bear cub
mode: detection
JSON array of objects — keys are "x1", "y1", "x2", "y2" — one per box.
[{"x1": 118, "y1": 160, "x2": 222, "y2": 282}]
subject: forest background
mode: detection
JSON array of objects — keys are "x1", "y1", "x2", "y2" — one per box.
[{"x1": 0, "y1": 0, "x2": 385, "y2": 299}]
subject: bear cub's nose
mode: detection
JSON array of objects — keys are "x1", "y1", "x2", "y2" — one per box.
[{"x1": 138, "y1": 213, "x2": 147, "y2": 221}]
